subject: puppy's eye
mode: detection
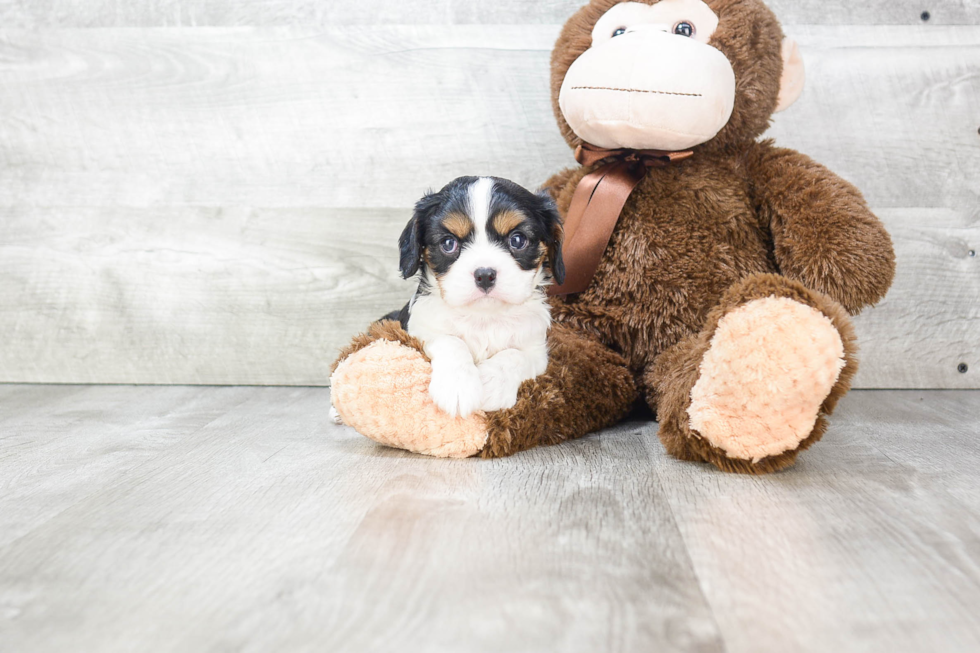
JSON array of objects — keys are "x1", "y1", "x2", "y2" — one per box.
[
  {"x1": 440, "y1": 236, "x2": 458, "y2": 255},
  {"x1": 508, "y1": 232, "x2": 528, "y2": 250},
  {"x1": 673, "y1": 21, "x2": 695, "y2": 37},
  {"x1": 612, "y1": 27, "x2": 627, "y2": 37}
]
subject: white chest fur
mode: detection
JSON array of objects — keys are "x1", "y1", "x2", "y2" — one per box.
[{"x1": 408, "y1": 292, "x2": 551, "y2": 364}]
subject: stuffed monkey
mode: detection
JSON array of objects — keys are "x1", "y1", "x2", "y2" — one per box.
[{"x1": 330, "y1": 0, "x2": 895, "y2": 474}]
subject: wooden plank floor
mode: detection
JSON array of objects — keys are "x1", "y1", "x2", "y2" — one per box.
[{"x1": 1, "y1": 386, "x2": 979, "y2": 652}]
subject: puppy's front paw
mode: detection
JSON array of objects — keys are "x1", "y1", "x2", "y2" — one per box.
[
  {"x1": 429, "y1": 363, "x2": 483, "y2": 418},
  {"x1": 478, "y1": 362, "x2": 522, "y2": 413},
  {"x1": 329, "y1": 405, "x2": 344, "y2": 425}
]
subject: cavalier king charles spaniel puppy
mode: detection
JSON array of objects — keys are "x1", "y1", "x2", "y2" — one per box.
[{"x1": 387, "y1": 176, "x2": 565, "y2": 418}]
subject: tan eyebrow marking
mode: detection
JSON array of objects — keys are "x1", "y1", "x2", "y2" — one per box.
[
  {"x1": 491, "y1": 210, "x2": 527, "y2": 236},
  {"x1": 442, "y1": 213, "x2": 473, "y2": 240},
  {"x1": 534, "y1": 242, "x2": 547, "y2": 267}
]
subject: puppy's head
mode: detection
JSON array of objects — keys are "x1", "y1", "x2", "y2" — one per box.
[{"x1": 399, "y1": 176, "x2": 565, "y2": 307}]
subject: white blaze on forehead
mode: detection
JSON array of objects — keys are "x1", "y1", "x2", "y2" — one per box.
[{"x1": 467, "y1": 177, "x2": 495, "y2": 239}]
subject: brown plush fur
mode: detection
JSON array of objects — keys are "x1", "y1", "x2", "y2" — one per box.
[
  {"x1": 544, "y1": 142, "x2": 893, "y2": 387},
  {"x1": 482, "y1": 323, "x2": 637, "y2": 457},
  {"x1": 331, "y1": 319, "x2": 428, "y2": 375},
  {"x1": 539, "y1": 0, "x2": 894, "y2": 471}
]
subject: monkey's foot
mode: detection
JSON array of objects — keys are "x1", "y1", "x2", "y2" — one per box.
[
  {"x1": 650, "y1": 273, "x2": 859, "y2": 474},
  {"x1": 688, "y1": 296, "x2": 845, "y2": 463},
  {"x1": 331, "y1": 338, "x2": 489, "y2": 458}
]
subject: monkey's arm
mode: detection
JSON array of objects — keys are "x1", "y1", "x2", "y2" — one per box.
[{"x1": 744, "y1": 141, "x2": 896, "y2": 314}]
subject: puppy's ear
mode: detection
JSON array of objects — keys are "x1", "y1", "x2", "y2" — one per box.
[
  {"x1": 398, "y1": 190, "x2": 442, "y2": 279},
  {"x1": 534, "y1": 191, "x2": 565, "y2": 286}
]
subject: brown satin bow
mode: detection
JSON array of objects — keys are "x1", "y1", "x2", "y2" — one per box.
[{"x1": 548, "y1": 143, "x2": 693, "y2": 296}]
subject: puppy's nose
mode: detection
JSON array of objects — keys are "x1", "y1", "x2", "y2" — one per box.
[{"x1": 474, "y1": 267, "x2": 497, "y2": 292}]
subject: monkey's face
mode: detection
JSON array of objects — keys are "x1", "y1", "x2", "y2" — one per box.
[
  {"x1": 560, "y1": 0, "x2": 734, "y2": 151},
  {"x1": 554, "y1": 0, "x2": 803, "y2": 152}
]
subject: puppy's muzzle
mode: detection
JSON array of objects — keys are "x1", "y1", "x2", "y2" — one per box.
[{"x1": 474, "y1": 267, "x2": 497, "y2": 293}]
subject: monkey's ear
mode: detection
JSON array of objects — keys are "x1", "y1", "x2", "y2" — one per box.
[
  {"x1": 535, "y1": 191, "x2": 565, "y2": 286},
  {"x1": 398, "y1": 191, "x2": 442, "y2": 279},
  {"x1": 774, "y1": 38, "x2": 805, "y2": 113}
]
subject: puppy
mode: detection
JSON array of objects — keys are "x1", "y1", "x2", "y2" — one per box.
[{"x1": 389, "y1": 176, "x2": 565, "y2": 418}]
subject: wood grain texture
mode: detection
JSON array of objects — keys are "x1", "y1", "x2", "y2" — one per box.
[
  {"x1": 0, "y1": 385, "x2": 725, "y2": 653},
  {"x1": 652, "y1": 389, "x2": 980, "y2": 653},
  {"x1": 0, "y1": 206, "x2": 975, "y2": 387},
  {"x1": 0, "y1": 26, "x2": 563, "y2": 210},
  {"x1": 0, "y1": 207, "x2": 414, "y2": 385},
  {"x1": 0, "y1": 24, "x2": 976, "y2": 386},
  {"x1": 1, "y1": 385, "x2": 979, "y2": 652},
  {"x1": 850, "y1": 209, "x2": 979, "y2": 389},
  {"x1": 767, "y1": 25, "x2": 980, "y2": 215},
  {"x1": 0, "y1": 385, "x2": 256, "y2": 547},
  {"x1": 0, "y1": 26, "x2": 977, "y2": 210},
  {"x1": 0, "y1": 0, "x2": 977, "y2": 27}
]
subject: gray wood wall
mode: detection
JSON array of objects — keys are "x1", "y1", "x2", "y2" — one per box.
[{"x1": 0, "y1": 1, "x2": 977, "y2": 388}]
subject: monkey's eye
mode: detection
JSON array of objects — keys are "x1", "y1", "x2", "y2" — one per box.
[
  {"x1": 673, "y1": 21, "x2": 695, "y2": 37},
  {"x1": 508, "y1": 232, "x2": 528, "y2": 250},
  {"x1": 440, "y1": 236, "x2": 458, "y2": 255},
  {"x1": 612, "y1": 27, "x2": 627, "y2": 37}
]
